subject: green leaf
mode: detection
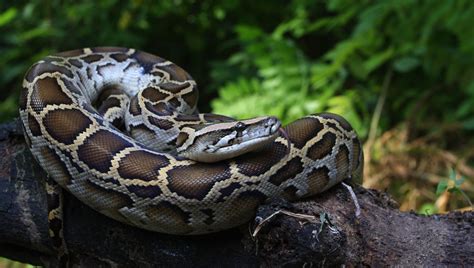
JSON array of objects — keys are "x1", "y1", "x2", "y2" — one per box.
[
  {"x1": 455, "y1": 101, "x2": 472, "y2": 119},
  {"x1": 0, "y1": 8, "x2": 17, "y2": 27},
  {"x1": 393, "y1": 57, "x2": 419, "y2": 72},
  {"x1": 449, "y1": 169, "x2": 457, "y2": 180},
  {"x1": 318, "y1": 212, "x2": 329, "y2": 235},
  {"x1": 235, "y1": 25, "x2": 262, "y2": 41},
  {"x1": 436, "y1": 180, "x2": 448, "y2": 195},
  {"x1": 418, "y1": 203, "x2": 437, "y2": 215},
  {"x1": 363, "y1": 48, "x2": 394, "y2": 74}
]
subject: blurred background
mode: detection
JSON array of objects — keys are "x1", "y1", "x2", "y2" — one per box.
[{"x1": 1, "y1": 0, "x2": 473, "y2": 264}]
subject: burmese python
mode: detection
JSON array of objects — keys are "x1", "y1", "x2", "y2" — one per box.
[{"x1": 19, "y1": 47, "x2": 363, "y2": 236}]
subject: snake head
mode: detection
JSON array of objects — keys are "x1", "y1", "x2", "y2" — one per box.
[{"x1": 176, "y1": 116, "x2": 281, "y2": 163}]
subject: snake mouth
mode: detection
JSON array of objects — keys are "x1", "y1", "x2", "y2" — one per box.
[
  {"x1": 182, "y1": 116, "x2": 282, "y2": 162},
  {"x1": 229, "y1": 116, "x2": 281, "y2": 146}
]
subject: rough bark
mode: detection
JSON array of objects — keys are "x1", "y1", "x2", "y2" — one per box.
[{"x1": 0, "y1": 119, "x2": 472, "y2": 267}]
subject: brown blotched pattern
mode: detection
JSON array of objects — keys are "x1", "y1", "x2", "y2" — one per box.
[
  {"x1": 143, "y1": 202, "x2": 194, "y2": 234},
  {"x1": 81, "y1": 54, "x2": 104, "y2": 64},
  {"x1": 55, "y1": 49, "x2": 85, "y2": 57},
  {"x1": 20, "y1": 47, "x2": 363, "y2": 236},
  {"x1": 335, "y1": 144, "x2": 350, "y2": 182},
  {"x1": 284, "y1": 117, "x2": 324, "y2": 149},
  {"x1": 268, "y1": 157, "x2": 304, "y2": 186},
  {"x1": 26, "y1": 61, "x2": 74, "y2": 82},
  {"x1": 126, "y1": 184, "x2": 162, "y2": 199},
  {"x1": 167, "y1": 162, "x2": 232, "y2": 200},
  {"x1": 110, "y1": 53, "x2": 129, "y2": 62},
  {"x1": 148, "y1": 117, "x2": 174, "y2": 130},
  {"x1": 40, "y1": 147, "x2": 73, "y2": 186},
  {"x1": 43, "y1": 109, "x2": 93, "y2": 145},
  {"x1": 77, "y1": 130, "x2": 133, "y2": 173},
  {"x1": 307, "y1": 132, "x2": 336, "y2": 161},
  {"x1": 30, "y1": 77, "x2": 74, "y2": 112},
  {"x1": 117, "y1": 150, "x2": 170, "y2": 181},
  {"x1": 235, "y1": 143, "x2": 287, "y2": 177},
  {"x1": 28, "y1": 113, "x2": 42, "y2": 136},
  {"x1": 307, "y1": 166, "x2": 331, "y2": 195},
  {"x1": 142, "y1": 87, "x2": 169, "y2": 102},
  {"x1": 75, "y1": 178, "x2": 135, "y2": 222},
  {"x1": 128, "y1": 97, "x2": 142, "y2": 116},
  {"x1": 319, "y1": 113, "x2": 354, "y2": 132}
]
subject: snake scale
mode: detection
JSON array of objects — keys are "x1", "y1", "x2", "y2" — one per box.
[{"x1": 19, "y1": 47, "x2": 363, "y2": 235}]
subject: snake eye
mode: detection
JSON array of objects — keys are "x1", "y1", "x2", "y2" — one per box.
[{"x1": 234, "y1": 122, "x2": 246, "y2": 131}]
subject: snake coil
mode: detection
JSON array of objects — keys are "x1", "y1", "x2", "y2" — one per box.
[{"x1": 19, "y1": 47, "x2": 363, "y2": 235}]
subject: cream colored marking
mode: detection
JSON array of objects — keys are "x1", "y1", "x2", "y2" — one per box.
[{"x1": 21, "y1": 48, "x2": 362, "y2": 235}]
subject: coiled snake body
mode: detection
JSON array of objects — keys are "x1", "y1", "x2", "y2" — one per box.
[{"x1": 19, "y1": 47, "x2": 363, "y2": 235}]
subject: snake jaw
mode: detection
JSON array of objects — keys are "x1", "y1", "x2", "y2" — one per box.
[{"x1": 178, "y1": 116, "x2": 282, "y2": 163}]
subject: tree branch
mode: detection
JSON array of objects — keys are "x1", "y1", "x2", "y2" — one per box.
[{"x1": 0, "y1": 119, "x2": 472, "y2": 267}]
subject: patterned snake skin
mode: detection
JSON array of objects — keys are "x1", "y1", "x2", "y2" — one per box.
[{"x1": 19, "y1": 47, "x2": 363, "y2": 235}]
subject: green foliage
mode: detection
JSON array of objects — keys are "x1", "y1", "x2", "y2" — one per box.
[
  {"x1": 436, "y1": 169, "x2": 464, "y2": 195},
  {"x1": 0, "y1": 0, "x2": 288, "y2": 121},
  {"x1": 1, "y1": 2, "x2": 472, "y2": 264},
  {"x1": 318, "y1": 212, "x2": 335, "y2": 237},
  {"x1": 436, "y1": 169, "x2": 472, "y2": 209},
  {"x1": 1, "y1": 0, "x2": 474, "y2": 139},
  {"x1": 211, "y1": 20, "x2": 368, "y2": 136},
  {"x1": 0, "y1": 257, "x2": 35, "y2": 268},
  {"x1": 418, "y1": 203, "x2": 437, "y2": 216},
  {"x1": 211, "y1": 0, "x2": 474, "y2": 138}
]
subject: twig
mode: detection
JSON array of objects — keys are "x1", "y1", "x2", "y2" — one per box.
[
  {"x1": 342, "y1": 182, "x2": 361, "y2": 217},
  {"x1": 252, "y1": 210, "x2": 318, "y2": 237}
]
